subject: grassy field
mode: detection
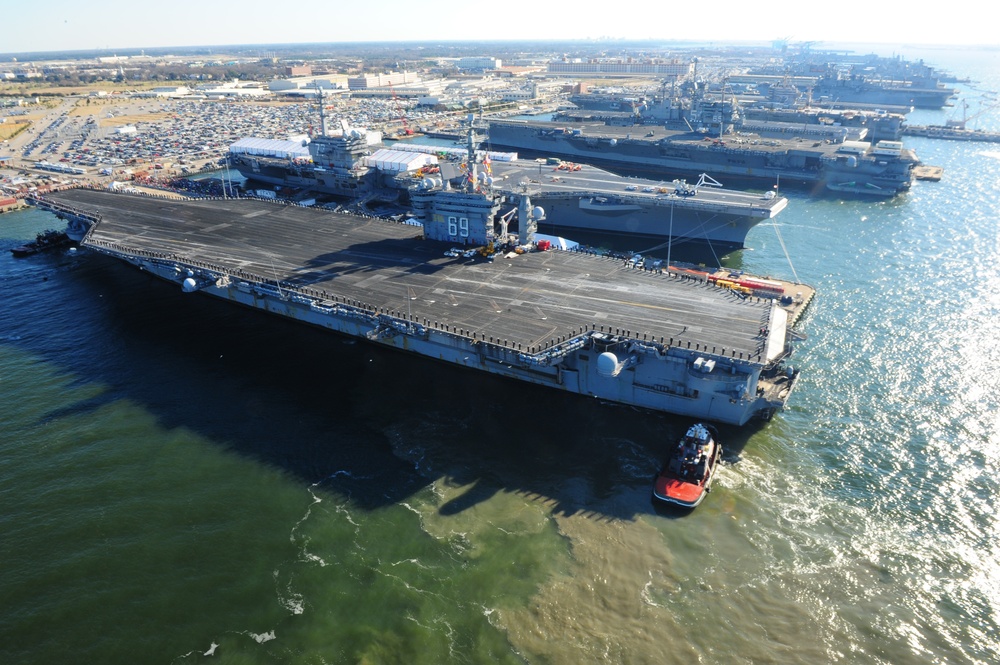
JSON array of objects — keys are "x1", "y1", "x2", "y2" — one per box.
[
  {"x1": 0, "y1": 80, "x2": 161, "y2": 97},
  {"x1": 0, "y1": 118, "x2": 30, "y2": 141}
]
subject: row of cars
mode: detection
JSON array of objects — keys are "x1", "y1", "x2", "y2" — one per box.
[{"x1": 20, "y1": 97, "x2": 431, "y2": 178}]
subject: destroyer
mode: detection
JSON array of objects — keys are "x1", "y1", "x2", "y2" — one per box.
[{"x1": 35, "y1": 183, "x2": 806, "y2": 426}]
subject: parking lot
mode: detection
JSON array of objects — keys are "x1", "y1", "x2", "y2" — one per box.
[
  {"x1": 11, "y1": 95, "x2": 455, "y2": 174},
  {"x1": 2, "y1": 95, "x2": 426, "y2": 192}
]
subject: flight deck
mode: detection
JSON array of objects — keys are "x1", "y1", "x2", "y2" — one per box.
[{"x1": 47, "y1": 188, "x2": 772, "y2": 357}]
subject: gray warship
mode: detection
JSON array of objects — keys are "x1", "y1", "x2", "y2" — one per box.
[
  {"x1": 737, "y1": 51, "x2": 958, "y2": 110},
  {"x1": 566, "y1": 85, "x2": 908, "y2": 143},
  {"x1": 486, "y1": 118, "x2": 919, "y2": 197},
  {"x1": 33, "y1": 153, "x2": 807, "y2": 425}
]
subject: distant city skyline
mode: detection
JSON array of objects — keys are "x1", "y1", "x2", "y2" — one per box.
[{"x1": 2, "y1": 0, "x2": 993, "y2": 56}]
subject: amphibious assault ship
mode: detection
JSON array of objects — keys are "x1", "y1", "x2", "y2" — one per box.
[
  {"x1": 487, "y1": 119, "x2": 919, "y2": 197},
  {"x1": 807, "y1": 72, "x2": 956, "y2": 110},
  {"x1": 33, "y1": 167, "x2": 806, "y2": 425},
  {"x1": 228, "y1": 100, "x2": 788, "y2": 253}
]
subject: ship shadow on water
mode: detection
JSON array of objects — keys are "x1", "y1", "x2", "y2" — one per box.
[{"x1": 23, "y1": 252, "x2": 759, "y2": 521}]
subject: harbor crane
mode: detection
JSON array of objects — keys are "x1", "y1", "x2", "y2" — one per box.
[
  {"x1": 388, "y1": 84, "x2": 412, "y2": 136},
  {"x1": 947, "y1": 99, "x2": 1000, "y2": 130}
]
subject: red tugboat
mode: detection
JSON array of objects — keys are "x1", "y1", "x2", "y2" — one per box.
[{"x1": 652, "y1": 423, "x2": 722, "y2": 509}]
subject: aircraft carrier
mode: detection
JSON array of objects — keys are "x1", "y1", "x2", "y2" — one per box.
[
  {"x1": 227, "y1": 102, "x2": 788, "y2": 254},
  {"x1": 487, "y1": 119, "x2": 920, "y2": 197},
  {"x1": 477, "y1": 160, "x2": 784, "y2": 253},
  {"x1": 566, "y1": 90, "x2": 907, "y2": 143},
  {"x1": 34, "y1": 185, "x2": 807, "y2": 426}
]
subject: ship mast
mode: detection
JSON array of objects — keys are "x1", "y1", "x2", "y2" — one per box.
[
  {"x1": 315, "y1": 84, "x2": 329, "y2": 137},
  {"x1": 465, "y1": 113, "x2": 478, "y2": 193}
]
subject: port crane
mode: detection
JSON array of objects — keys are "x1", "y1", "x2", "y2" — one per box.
[
  {"x1": 947, "y1": 99, "x2": 1000, "y2": 130},
  {"x1": 388, "y1": 84, "x2": 412, "y2": 136}
]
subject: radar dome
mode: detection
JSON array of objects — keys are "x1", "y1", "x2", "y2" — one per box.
[
  {"x1": 609, "y1": 138, "x2": 617, "y2": 147},
  {"x1": 182, "y1": 277, "x2": 199, "y2": 293},
  {"x1": 597, "y1": 351, "x2": 620, "y2": 378},
  {"x1": 532, "y1": 206, "x2": 545, "y2": 220}
]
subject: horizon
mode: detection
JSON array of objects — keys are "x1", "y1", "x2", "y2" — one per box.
[
  {"x1": 3, "y1": 0, "x2": 995, "y2": 57},
  {"x1": 1, "y1": 38, "x2": 992, "y2": 63}
]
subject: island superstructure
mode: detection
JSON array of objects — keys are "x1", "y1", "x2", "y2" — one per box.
[{"x1": 35, "y1": 184, "x2": 807, "y2": 426}]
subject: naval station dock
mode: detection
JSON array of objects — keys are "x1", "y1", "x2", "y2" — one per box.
[{"x1": 37, "y1": 188, "x2": 810, "y2": 425}]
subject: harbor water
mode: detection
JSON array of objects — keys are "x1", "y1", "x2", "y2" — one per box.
[{"x1": 3, "y1": 46, "x2": 1000, "y2": 664}]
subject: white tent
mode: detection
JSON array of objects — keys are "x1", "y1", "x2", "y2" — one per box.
[
  {"x1": 228, "y1": 137, "x2": 311, "y2": 161},
  {"x1": 364, "y1": 148, "x2": 437, "y2": 173}
]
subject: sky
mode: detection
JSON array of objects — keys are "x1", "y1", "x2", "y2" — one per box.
[{"x1": 2, "y1": 0, "x2": 995, "y2": 55}]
